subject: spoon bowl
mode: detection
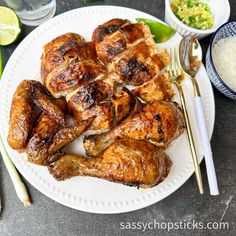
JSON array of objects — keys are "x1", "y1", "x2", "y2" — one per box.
[{"x1": 179, "y1": 35, "x2": 202, "y2": 78}]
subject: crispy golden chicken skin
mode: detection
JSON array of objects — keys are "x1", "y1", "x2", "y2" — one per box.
[
  {"x1": 92, "y1": 19, "x2": 130, "y2": 43},
  {"x1": 67, "y1": 80, "x2": 113, "y2": 113},
  {"x1": 49, "y1": 139, "x2": 172, "y2": 188},
  {"x1": 8, "y1": 80, "x2": 66, "y2": 151},
  {"x1": 84, "y1": 101, "x2": 185, "y2": 157},
  {"x1": 41, "y1": 32, "x2": 85, "y2": 83}
]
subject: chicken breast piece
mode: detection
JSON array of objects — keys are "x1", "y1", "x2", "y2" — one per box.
[
  {"x1": 92, "y1": 18, "x2": 130, "y2": 43},
  {"x1": 93, "y1": 19, "x2": 153, "y2": 64},
  {"x1": 45, "y1": 58, "x2": 106, "y2": 98},
  {"x1": 49, "y1": 139, "x2": 172, "y2": 188},
  {"x1": 108, "y1": 38, "x2": 166, "y2": 86},
  {"x1": 132, "y1": 73, "x2": 174, "y2": 103},
  {"x1": 41, "y1": 32, "x2": 85, "y2": 83}
]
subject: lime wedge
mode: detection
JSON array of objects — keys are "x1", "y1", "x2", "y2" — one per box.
[
  {"x1": 136, "y1": 18, "x2": 176, "y2": 43},
  {"x1": 0, "y1": 47, "x2": 2, "y2": 78},
  {"x1": 0, "y1": 6, "x2": 21, "y2": 46}
]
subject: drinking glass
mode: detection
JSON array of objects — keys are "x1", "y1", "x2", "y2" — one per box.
[{"x1": 4, "y1": 0, "x2": 56, "y2": 26}]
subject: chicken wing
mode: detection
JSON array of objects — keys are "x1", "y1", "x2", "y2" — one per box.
[
  {"x1": 30, "y1": 80, "x2": 65, "y2": 125},
  {"x1": 41, "y1": 32, "x2": 85, "y2": 83},
  {"x1": 27, "y1": 113, "x2": 93, "y2": 166},
  {"x1": 49, "y1": 139, "x2": 172, "y2": 188},
  {"x1": 48, "y1": 117, "x2": 94, "y2": 156},
  {"x1": 84, "y1": 101, "x2": 185, "y2": 157},
  {"x1": 27, "y1": 112, "x2": 62, "y2": 165},
  {"x1": 8, "y1": 80, "x2": 65, "y2": 151},
  {"x1": 8, "y1": 80, "x2": 35, "y2": 151}
]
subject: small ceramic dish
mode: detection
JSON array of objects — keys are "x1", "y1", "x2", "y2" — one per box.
[
  {"x1": 206, "y1": 20, "x2": 236, "y2": 100},
  {"x1": 165, "y1": 0, "x2": 231, "y2": 39}
]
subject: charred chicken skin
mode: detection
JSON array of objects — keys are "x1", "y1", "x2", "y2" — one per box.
[
  {"x1": 49, "y1": 138, "x2": 172, "y2": 188},
  {"x1": 84, "y1": 101, "x2": 185, "y2": 157}
]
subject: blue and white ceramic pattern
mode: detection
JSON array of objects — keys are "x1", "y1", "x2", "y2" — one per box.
[{"x1": 206, "y1": 20, "x2": 236, "y2": 100}]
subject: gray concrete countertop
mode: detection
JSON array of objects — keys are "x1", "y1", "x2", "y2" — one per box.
[{"x1": 0, "y1": 1, "x2": 235, "y2": 235}]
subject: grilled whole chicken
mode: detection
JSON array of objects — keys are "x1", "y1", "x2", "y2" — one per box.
[
  {"x1": 8, "y1": 80, "x2": 66, "y2": 151},
  {"x1": 84, "y1": 101, "x2": 185, "y2": 157},
  {"x1": 8, "y1": 19, "x2": 186, "y2": 189},
  {"x1": 49, "y1": 138, "x2": 172, "y2": 188},
  {"x1": 132, "y1": 73, "x2": 174, "y2": 103},
  {"x1": 41, "y1": 20, "x2": 172, "y2": 131}
]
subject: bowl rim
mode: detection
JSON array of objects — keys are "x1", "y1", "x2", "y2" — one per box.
[
  {"x1": 209, "y1": 19, "x2": 236, "y2": 95},
  {"x1": 165, "y1": 0, "x2": 231, "y2": 34}
]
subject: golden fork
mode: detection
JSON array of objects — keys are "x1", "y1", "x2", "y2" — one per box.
[{"x1": 166, "y1": 48, "x2": 204, "y2": 194}]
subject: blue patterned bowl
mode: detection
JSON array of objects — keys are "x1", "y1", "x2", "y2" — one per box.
[{"x1": 206, "y1": 20, "x2": 236, "y2": 100}]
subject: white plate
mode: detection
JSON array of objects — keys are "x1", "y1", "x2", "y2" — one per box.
[{"x1": 0, "y1": 6, "x2": 215, "y2": 214}]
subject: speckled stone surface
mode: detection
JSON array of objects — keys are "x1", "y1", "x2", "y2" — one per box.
[{"x1": 0, "y1": 0, "x2": 235, "y2": 235}]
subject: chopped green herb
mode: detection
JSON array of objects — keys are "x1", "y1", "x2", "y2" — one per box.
[{"x1": 171, "y1": 0, "x2": 214, "y2": 30}]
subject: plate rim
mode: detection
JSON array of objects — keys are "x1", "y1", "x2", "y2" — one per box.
[{"x1": 0, "y1": 5, "x2": 215, "y2": 214}]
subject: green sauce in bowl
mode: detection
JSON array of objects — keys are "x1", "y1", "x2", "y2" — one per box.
[{"x1": 171, "y1": 0, "x2": 214, "y2": 30}]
